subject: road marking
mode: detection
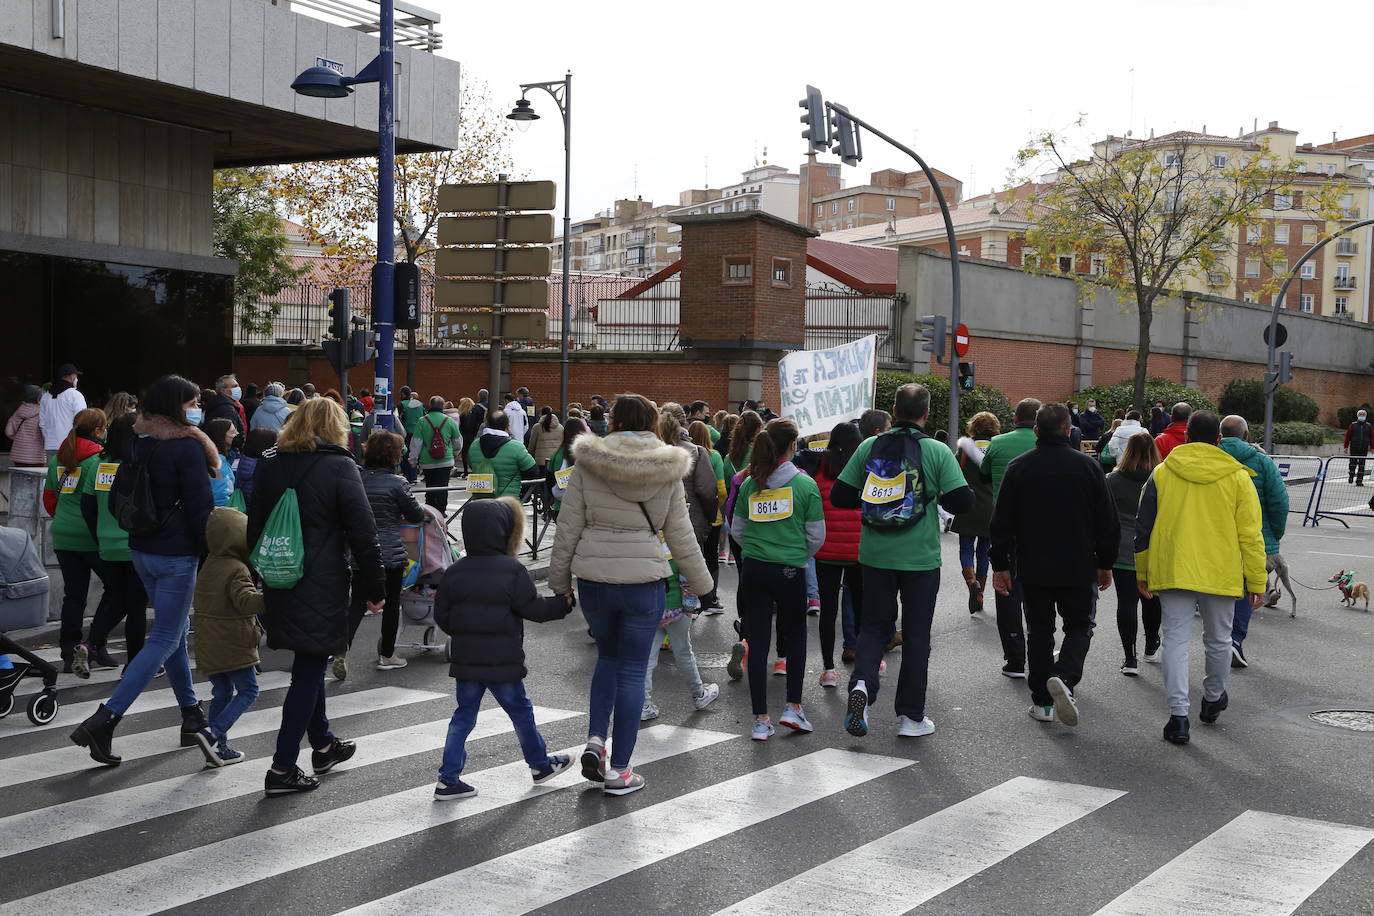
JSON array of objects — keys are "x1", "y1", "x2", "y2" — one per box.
[
  {"x1": 0, "y1": 706, "x2": 578, "y2": 862},
  {"x1": 6, "y1": 724, "x2": 725, "y2": 916},
  {"x1": 712, "y1": 776, "x2": 1126, "y2": 915},
  {"x1": 0, "y1": 686, "x2": 442, "y2": 789},
  {"x1": 342, "y1": 747, "x2": 911, "y2": 916},
  {"x1": 1285, "y1": 532, "x2": 1364, "y2": 541},
  {"x1": 13, "y1": 664, "x2": 124, "y2": 697},
  {"x1": 1306, "y1": 552, "x2": 1374, "y2": 559},
  {"x1": 0, "y1": 672, "x2": 293, "y2": 738},
  {"x1": 1092, "y1": 810, "x2": 1374, "y2": 916}
]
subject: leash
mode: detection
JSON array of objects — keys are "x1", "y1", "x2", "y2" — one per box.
[{"x1": 1287, "y1": 575, "x2": 1343, "y2": 591}]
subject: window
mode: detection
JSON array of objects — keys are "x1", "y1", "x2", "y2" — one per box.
[
  {"x1": 1302, "y1": 224, "x2": 1318, "y2": 244},
  {"x1": 1274, "y1": 192, "x2": 1292, "y2": 210},
  {"x1": 1057, "y1": 255, "x2": 1074, "y2": 274},
  {"x1": 1090, "y1": 254, "x2": 1108, "y2": 276},
  {"x1": 846, "y1": 220, "x2": 855, "y2": 229},
  {"x1": 816, "y1": 204, "x2": 824, "y2": 219},
  {"x1": 1299, "y1": 262, "x2": 1315, "y2": 279},
  {"x1": 831, "y1": 202, "x2": 838, "y2": 215},
  {"x1": 1275, "y1": 224, "x2": 1289, "y2": 244},
  {"x1": 771, "y1": 257, "x2": 793, "y2": 288},
  {"x1": 751, "y1": 199, "x2": 760, "y2": 210},
  {"x1": 626, "y1": 246, "x2": 645, "y2": 266},
  {"x1": 1273, "y1": 258, "x2": 1287, "y2": 277},
  {"x1": 846, "y1": 198, "x2": 855, "y2": 212},
  {"x1": 1164, "y1": 151, "x2": 1181, "y2": 167},
  {"x1": 1213, "y1": 152, "x2": 1229, "y2": 168},
  {"x1": 1300, "y1": 294, "x2": 1314, "y2": 313},
  {"x1": 1164, "y1": 191, "x2": 1180, "y2": 211},
  {"x1": 709, "y1": 205, "x2": 722, "y2": 213},
  {"x1": 723, "y1": 256, "x2": 752, "y2": 284},
  {"x1": 1244, "y1": 258, "x2": 1261, "y2": 278},
  {"x1": 1246, "y1": 225, "x2": 1261, "y2": 244},
  {"x1": 1336, "y1": 296, "x2": 1350, "y2": 316},
  {"x1": 1243, "y1": 292, "x2": 1257, "y2": 303},
  {"x1": 1022, "y1": 248, "x2": 1039, "y2": 269},
  {"x1": 885, "y1": 197, "x2": 896, "y2": 211}
]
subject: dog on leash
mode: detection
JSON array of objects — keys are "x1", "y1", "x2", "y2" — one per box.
[
  {"x1": 1263, "y1": 553, "x2": 1297, "y2": 618},
  {"x1": 1329, "y1": 570, "x2": 1371, "y2": 610}
]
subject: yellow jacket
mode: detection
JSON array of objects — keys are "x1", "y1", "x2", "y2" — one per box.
[{"x1": 1134, "y1": 442, "x2": 1267, "y2": 598}]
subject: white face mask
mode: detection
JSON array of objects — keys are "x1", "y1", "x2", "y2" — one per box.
[
  {"x1": 1360, "y1": 414, "x2": 1368, "y2": 422},
  {"x1": 230, "y1": 385, "x2": 242, "y2": 401}
]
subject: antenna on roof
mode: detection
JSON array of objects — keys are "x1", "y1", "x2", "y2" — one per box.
[{"x1": 1202, "y1": 124, "x2": 1207, "y2": 135}]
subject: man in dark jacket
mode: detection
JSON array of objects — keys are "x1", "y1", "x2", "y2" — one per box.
[
  {"x1": 203, "y1": 374, "x2": 246, "y2": 449},
  {"x1": 431, "y1": 497, "x2": 572, "y2": 798},
  {"x1": 1078, "y1": 398, "x2": 1105, "y2": 441},
  {"x1": 1343, "y1": 408, "x2": 1371, "y2": 486},
  {"x1": 991, "y1": 402, "x2": 1118, "y2": 729}
]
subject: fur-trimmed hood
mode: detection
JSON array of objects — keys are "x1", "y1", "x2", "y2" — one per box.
[
  {"x1": 134, "y1": 413, "x2": 221, "y2": 475},
  {"x1": 571, "y1": 430, "x2": 691, "y2": 501}
]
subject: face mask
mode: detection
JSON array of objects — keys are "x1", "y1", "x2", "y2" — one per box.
[
  {"x1": 230, "y1": 386, "x2": 242, "y2": 401},
  {"x1": 1361, "y1": 414, "x2": 1368, "y2": 422},
  {"x1": 185, "y1": 407, "x2": 204, "y2": 425}
]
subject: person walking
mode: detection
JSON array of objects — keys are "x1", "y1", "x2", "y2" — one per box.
[
  {"x1": 1153, "y1": 402, "x2": 1191, "y2": 459},
  {"x1": 454, "y1": 397, "x2": 477, "y2": 475},
  {"x1": 548, "y1": 394, "x2": 712, "y2": 796},
  {"x1": 660, "y1": 403, "x2": 718, "y2": 572},
  {"x1": 1078, "y1": 398, "x2": 1105, "y2": 442},
  {"x1": 528, "y1": 408, "x2": 564, "y2": 471},
  {"x1": 250, "y1": 383, "x2": 292, "y2": 432},
  {"x1": 979, "y1": 397, "x2": 1041, "y2": 678},
  {"x1": 1103, "y1": 410, "x2": 1147, "y2": 465},
  {"x1": 1105, "y1": 433, "x2": 1163, "y2": 676},
  {"x1": 1149, "y1": 401, "x2": 1168, "y2": 437},
  {"x1": 469, "y1": 409, "x2": 538, "y2": 501},
  {"x1": 586, "y1": 403, "x2": 609, "y2": 436},
  {"x1": 952, "y1": 411, "x2": 1000, "y2": 615},
  {"x1": 831, "y1": 384, "x2": 973, "y2": 739},
  {"x1": 801, "y1": 421, "x2": 863, "y2": 688},
  {"x1": 40, "y1": 363, "x2": 86, "y2": 458},
  {"x1": 547, "y1": 417, "x2": 590, "y2": 516},
  {"x1": 5, "y1": 385, "x2": 46, "y2": 467},
  {"x1": 1134, "y1": 410, "x2": 1266, "y2": 746},
  {"x1": 687, "y1": 419, "x2": 727, "y2": 612},
  {"x1": 1219, "y1": 415, "x2": 1289, "y2": 668},
  {"x1": 234, "y1": 427, "x2": 277, "y2": 508},
  {"x1": 503, "y1": 392, "x2": 529, "y2": 443},
  {"x1": 990, "y1": 403, "x2": 1118, "y2": 728},
  {"x1": 203, "y1": 374, "x2": 246, "y2": 449},
  {"x1": 1343, "y1": 407, "x2": 1371, "y2": 487},
  {"x1": 240, "y1": 384, "x2": 262, "y2": 426},
  {"x1": 69, "y1": 375, "x2": 217, "y2": 767},
  {"x1": 415, "y1": 396, "x2": 463, "y2": 513},
  {"x1": 204, "y1": 418, "x2": 237, "y2": 507},
  {"x1": 247, "y1": 397, "x2": 386, "y2": 795}
]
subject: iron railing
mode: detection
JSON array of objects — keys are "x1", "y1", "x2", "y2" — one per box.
[{"x1": 281, "y1": 0, "x2": 443, "y2": 51}]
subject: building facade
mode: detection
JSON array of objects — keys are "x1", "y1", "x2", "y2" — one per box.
[{"x1": 799, "y1": 155, "x2": 964, "y2": 234}]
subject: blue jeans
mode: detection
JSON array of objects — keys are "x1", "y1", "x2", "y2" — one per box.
[
  {"x1": 106, "y1": 551, "x2": 199, "y2": 716},
  {"x1": 439, "y1": 680, "x2": 550, "y2": 783},
  {"x1": 579, "y1": 579, "x2": 664, "y2": 770},
  {"x1": 958, "y1": 535, "x2": 991, "y2": 578},
  {"x1": 272, "y1": 652, "x2": 333, "y2": 771},
  {"x1": 1232, "y1": 596, "x2": 1252, "y2": 646},
  {"x1": 208, "y1": 666, "x2": 260, "y2": 743},
  {"x1": 805, "y1": 558, "x2": 819, "y2": 602}
]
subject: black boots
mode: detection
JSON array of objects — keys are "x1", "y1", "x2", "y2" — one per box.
[
  {"x1": 1200, "y1": 691, "x2": 1229, "y2": 724},
  {"x1": 1163, "y1": 715, "x2": 1191, "y2": 745},
  {"x1": 180, "y1": 701, "x2": 209, "y2": 748},
  {"x1": 70, "y1": 704, "x2": 123, "y2": 766}
]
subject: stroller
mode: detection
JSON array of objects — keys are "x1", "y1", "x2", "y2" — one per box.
[
  {"x1": 0, "y1": 527, "x2": 60, "y2": 726},
  {"x1": 392, "y1": 505, "x2": 460, "y2": 661}
]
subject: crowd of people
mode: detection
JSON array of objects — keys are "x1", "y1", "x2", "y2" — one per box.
[{"x1": 3, "y1": 360, "x2": 1296, "y2": 798}]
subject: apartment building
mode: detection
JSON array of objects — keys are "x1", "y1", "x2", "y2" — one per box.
[{"x1": 799, "y1": 155, "x2": 964, "y2": 233}]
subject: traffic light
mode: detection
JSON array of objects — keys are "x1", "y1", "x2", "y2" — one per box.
[
  {"x1": 391, "y1": 262, "x2": 422, "y2": 331},
  {"x1": 829, "y1": 103, "x2": 862, "y2": 167},
  {"x1": 800, "y1": 85, "x2": 829, "y2": 153},
  {"x1": 350, "y1": 325, "x2": 377, "y2": 367},
  {"x1": 1278, "y1": 350, "x2": 1293, "y2": 385},
  {"x1": 327, "y1": 288, "x2": 350, "y2": 340},
  {"x1": 958, "y1": 361, "x2": 976, "y2": 392},
  {"x1": 920, "y1": 314, "x2": 947, "y2": 365}
]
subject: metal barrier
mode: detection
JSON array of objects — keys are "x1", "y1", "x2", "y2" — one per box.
[
  {"x1": 1305, "y1": 455, "x2": 1374, "y2": 528},
  {"x1": 410, "y1": 477, "x2": 554, "y2": 560},
  {"x1": 1268, "y1": 454, "x2": 1325, "y2": 524}
]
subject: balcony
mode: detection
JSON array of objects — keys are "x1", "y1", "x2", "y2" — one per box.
[
  {"x1": 623, "y1": 232, "x2": 648, "y2": 246},
  {"x1": 1340, "y1": 207, "x2": 1362, "y2": 220},
  {"x1": 1335, "y1": 275, "x2": 1358, "y2": 290},
  {"x1": 288, "y1": 0, "x2": 444, "y2": 51},
  {"x1": 585, "y1": 241, "x2": 606, "y2": 254},
  {"x1": 1336, "y1": 240, "x2": 1359, "y2": 256},
  {"x1": 1207, "y1": 273, "x2": 1227, "y2": 286}
]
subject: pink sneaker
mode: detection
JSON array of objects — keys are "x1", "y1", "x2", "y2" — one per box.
[
  {"x1": 818, "y1": 669, "x2": 841, "y2": 688},
  {"x1": 807, "y1": 598, "x2": 821, "y2": 616},
  {"x1": 772, "y1": 658, "x2": 787, "y2": 677}
]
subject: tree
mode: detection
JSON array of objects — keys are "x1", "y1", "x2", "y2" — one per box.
[
  {"x1": 213, "y1": 167, "x2": 306, "y2": 334},
  {"x1": 1016, "y1": 127, "x2": 1344, "y2": 408}
]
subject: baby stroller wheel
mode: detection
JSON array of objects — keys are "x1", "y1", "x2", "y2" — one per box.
[
  {"x1": 0, "y1": 692, "x2": 13, "y2": 718},
  {"x1": 27, "y1": 690, "x2": 58, "y2": 726},
  {"x1": 423, "y1": 626, "x2": 437, "y2": 652},
  {"x1": 444, "y1": 637, "x2": 453, "y2": 663}
]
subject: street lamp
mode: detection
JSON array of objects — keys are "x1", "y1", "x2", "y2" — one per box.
[
  {"x1": 290, "y1": 2, "x2": 397, "y2": 430},
  {"x1": 509, "y1": 73, "x2": 572, "y2": 418}
]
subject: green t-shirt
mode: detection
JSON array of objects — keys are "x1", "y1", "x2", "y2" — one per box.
[
  {"x1": 400, "y1": 399, "x2": 425, "y2": 436},
  {"x1": 79, "y1": 456, "x2": 131, "y2": 562},
  {"x1": 731, "y1": 471, "x2": 823, "y2": 568},
  {"x1": 469, "y1": 437, "x2": 536, "y2": 499},
  {"x1": 416, "y1": 411, "x2": 462, "y2": 467},
  {"x1": 708, "y1": 426, "x2": 721, "y2": 444},
  {"x1": 45, "y1": 453, "x2": 100, "y2": 553},
  {"x1": 982, "y1": 425, "x2": 1037, "y2": 503},
  {"x1": 837, "y1": 427, "x2": 967, "y2": 572}
]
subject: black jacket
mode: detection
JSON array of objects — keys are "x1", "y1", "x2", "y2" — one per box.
[
  {"x1": 1078, "y1": 409, "x2": 1105, "y2": 441},
  {"x1": 247, "y1": 442, "x2": 385, "y2": 656},
  {"x1": 122, "y1": 432, "x2": 215, "y2": 558},
  {"x1": 203, "y1": 392, "x2": 245, "y2": 449},
  {"x1": 989, "y1": 436, "x2": 1119, "y2": 586},
  {"x1": 433, "y1": 499, "x2": 569, "y2": 682},
  {"x1": 359, "y1": 467, "x2": 426, "y2": 569}
]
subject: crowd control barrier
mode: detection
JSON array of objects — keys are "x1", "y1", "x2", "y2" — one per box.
[
  {"x1": 1305, "y1": 455, "x2": 1374, "y2": 528},
  {"x1": 1268, "y1": 455, "x2": 1325, "y2": 525}
]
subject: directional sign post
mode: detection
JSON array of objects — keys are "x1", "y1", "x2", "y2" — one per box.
[{"x1": 954, "y1": 323, "x2": 970, "y2": 358}]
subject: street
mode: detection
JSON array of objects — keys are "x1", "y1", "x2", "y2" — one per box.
[{"x1": 1, "y1": 524, "x2": 1371, "y2": 916}]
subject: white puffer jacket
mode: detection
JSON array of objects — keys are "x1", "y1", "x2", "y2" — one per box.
[{"x1": 548, "y1": 431, "x2": 712, "y2": 596}]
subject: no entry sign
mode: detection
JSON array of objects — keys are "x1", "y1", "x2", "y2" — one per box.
[{"x1": 954, "y1": 324, "x2": 971, "y2": 357}]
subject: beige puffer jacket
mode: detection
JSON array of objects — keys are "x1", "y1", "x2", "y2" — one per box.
[
  {"x1": 528, "y1": 417, "x2": 563, "y2": 465},
  {"x1": 548, "y1": 431, "x2": 712, "y2": 596}
]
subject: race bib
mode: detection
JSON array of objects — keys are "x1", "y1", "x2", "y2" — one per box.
[
  {"x1": 862, "y1": 471, "x2": 906, "y2": 504},
  {"x1": 658, "y1": 532, "x2": 672, "y2": 560},
  {"x1": 525, "y1": 405, "x2": 535, "y2": 418},
  {"x1": 94, "y1": 462, "x2": 119, "y2": 492},
  {"x1": 59, "y1": 468, "x2": 82, "y2": 494},
  {"x1": 554, "y1": 466, "x2": 574, "y2": 490},
  {"x1": 468, "y1": 473, "x2": 494, "y2": 494},
  {"x1": 748, "y1": 487, "x2": 794, "y2": 522}
]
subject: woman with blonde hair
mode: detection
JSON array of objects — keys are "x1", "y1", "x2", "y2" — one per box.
[
  {"x1": 1106, "y1": 432, "x2": 1163, "y2": 676},
  {"x1": 247, "y1": 397, "x2": 386, "y2": 796}
]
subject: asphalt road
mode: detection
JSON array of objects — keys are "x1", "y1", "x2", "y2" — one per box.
[{"x1": 1, "y1": 520, "x2": 1371, "y2": 915}]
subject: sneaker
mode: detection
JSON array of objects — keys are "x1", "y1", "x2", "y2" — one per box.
[
  {"x1": 434, "y1": 779, "x2": 478, "y2": 801},
  {"x1": 844, "y1": 686, "x2": 870, "y2": 737},
  {"x1": 531, "y1": 753, "x2": 573, "y2": 784},
  {"x1": 1143, "y1": 641, "x2": 1161, "y2": 663},
  {"x1": 71, "y1": 644, "x2": 91, "y2": 680},
  {"x1": 660, "y1": 637, "x2": 671, "y2": 651},
  {"x1": 701, "y1": 602, "x2": 725, "y2": 616},
  {"x1": 727, "y1": 641, "x2": 747, "y2": 681},
  {"x1": 807, "y1": 598, "x2": 821, "y2": 616},
  {"x1": 1001, "y1": 663, "x2": 1027, "y2": 679},
  {"x1": 779, "y1": 706, "x2": 814, "y2": 733},
  {"x1": 1121, "y1": 657, "x2": 1139, "y2": 677},
  {"x1": 265, "y1": 766, "x2": 319, "y2": 797},
  {"x1": 331, "y1": 655, "x2": 348, "y2": 681},
  {"x1": 1163, "y1": 714, "x2": 1191, "y2": 745},
  {"x1": 212, "y1": 743, "x2": 245, "y2": 766},
  {"x1": 640, "y1": 700, "x2": 660, "y2": 721},
  {"x1": 376, "y1": 655, "x2": 408, "y2": 670},
  {"x1": 193, "y1": 727, "x2": 222, "y2": 767},
  {"x1": 841, "y1": 648, "x2": 856, "y2": 665},
  {"x1": 310, "y1": 737, "x2": 357, "y2": 775},
  {"x1": 772, "y1": 658, "x2": 787, "y2": 677},
  {"x1": 1199, "y1": 691, "x2": 1229, "y2": 724},
  {"x1": 692, "y1": 683, "x2": 720, "y2": 710},
  {"x1": 154, "y1": 666, "x2": 166, "y2": 678},
  {"x1": 603, "y1": 766, "x2": 646, "y2": 796},
  {"x1": 1028, "y1": 704, "x2": 1056, "y2": 722},
  {"x1": 751, "y1": 718, "x2": 775, "y2": 741},
  {"x1": 90, "y1": 646, "x2": 121, "y2": 669},
  {"x1": 879, "y1": 660, "x2": 888, "y2": 674},
  {"x1": 897, "y1": 715, "x2": 935, "y2": 737},
  {"x1": 1047, "y1": 676, "x2": 1079, "y2": 727},
  {"x1": 718, "y1": 548, "x2": 729, "y2": 563},
  {"x1": 818, "y1": 669, "x2": 841, "y2": 689},
  {"x1": 724, "y1": 552, "x2": 735, "y2": 566},
  {"x1": 1230, "y1": 643, "x2": 1248, "y2": 669},
  {"x1": 580, "y1": 738, "x2": 606, "y2": 783}
]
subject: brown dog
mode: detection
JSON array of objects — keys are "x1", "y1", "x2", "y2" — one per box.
[{"x1": 1330, "y1": 571, "x2": 1371, "y2": 610}]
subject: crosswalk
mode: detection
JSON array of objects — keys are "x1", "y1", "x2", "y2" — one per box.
[{"x1": 0, "y1": 681, "x2": 1369, "y2": 915}]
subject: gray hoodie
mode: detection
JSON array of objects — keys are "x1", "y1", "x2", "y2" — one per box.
[
  {"x1": 729, "y1": 461, "x2": 826, "y2": 557},
  {"x1": 250, "y1": 395, "x2": 291, "y2": 432}
]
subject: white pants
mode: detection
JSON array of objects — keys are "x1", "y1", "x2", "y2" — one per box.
[{"x1": 1159, "y1": 590, "x2": 1235, "y2": 717}]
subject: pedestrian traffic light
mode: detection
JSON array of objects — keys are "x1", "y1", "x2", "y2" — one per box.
[
  {"x1": 958, "y1": 361, "x2": 976, "y2": 392},
  {"x1": 350, "y1": 325, "x2": 377, "y2": 367},
  {"x1": 799, "y1": 85, "x2": 829, "y2": 153},
  {"x1": 920, "y1": 314, "x2": 947, "y2": 365},
  {"x1": 327, "y1": 288, "x2": 350, "y2": 340},
  {"x1": 1278, "y1": 350, "x2": 1293, "y2": 385},
  {"x1": 829, "y1": 103, "x2": 863, "y2": 167}
]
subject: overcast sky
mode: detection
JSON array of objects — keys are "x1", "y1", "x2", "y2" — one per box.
[{"x1": 434, "y1": 0, "x2": 1369, "y2": 220}]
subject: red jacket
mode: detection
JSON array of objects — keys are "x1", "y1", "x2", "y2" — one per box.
[
  {"x1": 43, "y1": 437, "x2": 103, "y2": 517},
  {"x1": 813, "y1": 462, "x2": 861, "y2": 564},
  {"x1": 1154, "y1": 421, "x2": 1189, "y2": 459}
]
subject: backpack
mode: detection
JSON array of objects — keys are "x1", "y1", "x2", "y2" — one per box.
[
  {"x1": 251, "y1": 456, "x2": 321, "y2": 589},
  {"x1": 110, "y1": 441, "x2": 180, "y2": 536},
  {"x1": 425, "y1": 417, "x2": 447, "y2": 460},
  {"x1": 859, "y1": 431, "x2": 934, "y2": 531}
]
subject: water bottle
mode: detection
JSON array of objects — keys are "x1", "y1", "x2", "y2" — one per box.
[{"x1": 680, "y1": 575, "x2": 700, "y2": 613}]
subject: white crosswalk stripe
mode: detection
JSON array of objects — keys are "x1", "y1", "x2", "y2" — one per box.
[
  {"x1": 340, "y1": 747, "x2": 913, "y2": 916},
  {"x1": 712, "y1": 776, "x2": 1127, "y2": 915},
  {"x1": 0, "y1": 685, "x2": 442, "y2": 789},
  {"x1": 1092, "y1": 809, "x2": 1374, "y2": 916}
]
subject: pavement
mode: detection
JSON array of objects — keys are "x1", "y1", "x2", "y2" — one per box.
[{"x1": 1, "y1": 517, "x2": 1372, "y2": 915}]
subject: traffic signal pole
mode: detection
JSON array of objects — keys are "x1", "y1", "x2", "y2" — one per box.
[{"x1": 371, "y1": 0, "x2": 396, "y2": 430}]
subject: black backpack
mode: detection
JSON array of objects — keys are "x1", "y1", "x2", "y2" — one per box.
[{"x1": 111, "y1": 441, "x2": 181, "y2": 536}]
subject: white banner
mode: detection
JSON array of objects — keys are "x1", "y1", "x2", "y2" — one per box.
[{"x1": 778, "y1": 335, "x2": 877, "y2": 439}]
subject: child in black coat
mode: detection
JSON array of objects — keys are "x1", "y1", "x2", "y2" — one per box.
[{"x1": 432, "y1": 496, "x2": 573, "y2": 799}]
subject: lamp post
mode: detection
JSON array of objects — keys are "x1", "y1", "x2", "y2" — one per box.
[
  {"x1": 291, "y1": 1, "x2": 396, "y2": 430},
  {"x1": 508, "y1": 73, "x2": 572, "y2": 418}
]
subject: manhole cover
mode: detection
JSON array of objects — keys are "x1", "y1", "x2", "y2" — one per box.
[{"x1": 1309, "y1": 710, "x2": 1374, "y2": 732}]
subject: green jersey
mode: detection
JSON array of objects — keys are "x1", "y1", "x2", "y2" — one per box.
[
  {"x1": 45, "y1": 453, "x2": 100, "y2": 553},
  {"x1": 982, "y1": 425, "x2": 1037, "y2": 503},
  {"x1": 731, "y1": 470, "x2": 823, "y2": 568},
  {"x1": 79, "y1": 457, "x2": 131, "y2": 562}
]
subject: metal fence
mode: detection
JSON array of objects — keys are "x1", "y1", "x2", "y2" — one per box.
[
  {"x1": 1269, "y1": 455, "x2": 1325, "y2": 523},
  {"x1": 1305, "y1": 456, "x2": 1374, "y2": 527}
]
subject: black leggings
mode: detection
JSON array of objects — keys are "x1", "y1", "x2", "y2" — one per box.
[
  {"x1": 1113, "y1": 567, "x2": 1161, "y2": 656},
  {"x1": 730, "y1": 535, "x2": 787, "y2": 658},
  {"x1": 347, "y1": 566, "x2": 406, "y2": 658},
  {"x1": 86, "y1": 560, "x2": 148, "y2": 661},
  {"x1": 738, "y1": 558, "x2": 808, "y2": 715},
  {"x1": 421, "y1": 467, "x2": 452, "y2": 512},
  {"x1": 700, "y1": 525, "x2": 721, "y2": 604},
  {"x1": 815, "y1": 561, "x2": 863, "y2": 670}
]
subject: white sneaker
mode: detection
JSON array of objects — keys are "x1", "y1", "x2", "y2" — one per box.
[
  {"x1": 896, "y1": 715, "x2": 935, "y2": 738},
  {"x1": 1047, "y1": 676, "x2": 1079, "y2": 727},
  {"x1": 779, "y1": 705, "x2": 814, "y2": 733},
  {"x1": 692, "y1": 683, "x2": 720, "y2": 710},
  {"x1": 1028, "y1": 704, "x2": 1056, "y2": 722},
  {"x1": 376, "y1": 655, "x2": 407, "y2": 670},
  {"x1": 751, "y1": 718, "x2": 775, "y2": 741},
  {"x1": 640, "y1": 700, "x2": 660, "y2": 721}
]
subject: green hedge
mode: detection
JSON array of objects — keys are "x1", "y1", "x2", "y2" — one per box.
[
  {"x1": 874, "y1": 371, "x2": 1013, "y2": 435},
  {"x1": 1337, "y1": 404, "x2": 1373, "y2": 428},
  {"x1": 1270, "y1": 422, "x2": 1330, "y2": 446},
  {"x1": 1218, "y1": 380, "x2": 1320, "y2": 425},
  {"x1": 1071, "y1": 378, "x2": 1215, "y2": 416}
]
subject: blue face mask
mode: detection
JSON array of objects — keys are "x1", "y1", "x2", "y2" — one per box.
[
  {"x1": 230, "y1": 386, "x2": 242, "y2": 401},
  {"x1": 185, "y1": 407, "x2": 204, "y2": 425}
]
